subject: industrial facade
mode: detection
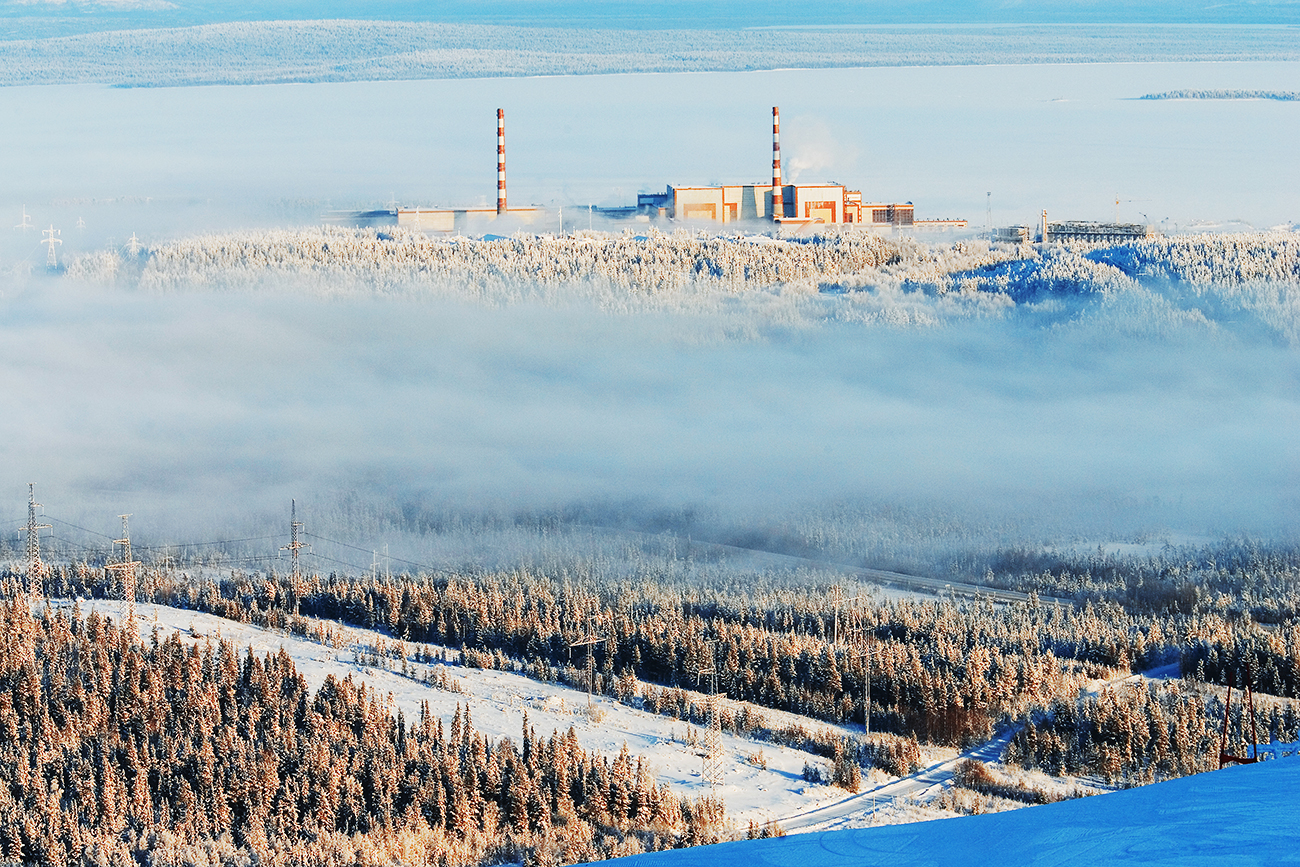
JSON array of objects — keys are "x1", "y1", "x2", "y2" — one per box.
[
  {"x1": 628, "y1": 108, "x2": 918, "y2": 228},
  {"x1": 350, "y1": 105, "x2": 955, "y2": 234},
  {"x1": 636, "y1": 184, "x2": 914, "y2": 227}
]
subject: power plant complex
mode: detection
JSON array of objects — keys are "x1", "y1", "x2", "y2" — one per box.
[{"x1": 370, "y1": 107, "x2": 967, "y2": 234}]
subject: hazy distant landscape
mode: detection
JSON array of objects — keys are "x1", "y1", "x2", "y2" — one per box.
[{"x1": 2, "y1": 1, "x2": 1298, "y2": 865}]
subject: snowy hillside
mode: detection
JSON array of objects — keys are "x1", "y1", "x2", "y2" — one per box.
[
  {"x1": 56, "y1": 598, "x2": 898, "y2": 828},
  {"x1": 602, "y1": 756, "x2": 1300, "y2": 867}
]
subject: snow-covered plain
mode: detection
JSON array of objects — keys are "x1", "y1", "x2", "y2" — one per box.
[{"x1": 5, "y1": 22, "x2": 1300, "y2": 87}]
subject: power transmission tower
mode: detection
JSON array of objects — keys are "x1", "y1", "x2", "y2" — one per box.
[
  {"x1": 106, "y1": 514, "x2": 142, "y2": 623},
  {"x1": 24, "y1": 483, "x2": 52, "y2": 590},
  {"x1": 695, "y1": 640, "x2": 724, "y2": 790},
  {"x1": 568, "y1": 636, "x2": 606, "y2": 711},
  {"x1": 369, "y1": 545, "x2": 391, "y2": 582},
  {"x1": 832, "y1": 588, "x2": 874, "y2": 734},
  {"x1": 14, "y1": 206, "x2": 33, "y2": 232},
  {"x1": 844, "y1": 625, "x2": 876, "y2": 734},
  {"x1": 42, "y1": 225, "x2": 62, "y2": 268},
  {"x1": 126, "y1": 233, "x2": 143, "y2": 256},
  {"x1": 280, "y1": 500, "x2": 307, "y2": 615},
  {"x1": 76, "y1": 216, "x2": 85, "y2": 231}
]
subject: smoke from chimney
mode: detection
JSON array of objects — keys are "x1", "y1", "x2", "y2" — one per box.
[{"x1": 497, "y1": 108, "x2": 507, "y2": 215}]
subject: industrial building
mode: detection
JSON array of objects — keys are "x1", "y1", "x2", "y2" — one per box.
[
  {"x1": 1037, "y1": 210, "x2": 1157, "y2": 243},
  {"x1": 346, "y1": 106, "x2": 956, "y2": 233},
  {"x1": 625, "y1": 108, "x2": 920, "y2": 228},
  {"x1": 391, "y1": 109, "x2": 547, "y2": 232},
  {"x1": 635, "y1": 184, "x2": 915, "y2": 227}
]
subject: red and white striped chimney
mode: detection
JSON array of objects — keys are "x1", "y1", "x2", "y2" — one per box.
[
  {"x1": 771, "y1": 106, "x2": 783, "y2": 222},
  {"x1": 497, "y1": 108, "x2": 507, "y2": 215}
]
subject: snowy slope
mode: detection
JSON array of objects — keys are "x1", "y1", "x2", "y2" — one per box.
[
  {"x1": 603, "y1": 756, "x2": 1300, "y2": 867},
  {"x1": 58, "y1": 598, "x2": 892, "y2": 826}
]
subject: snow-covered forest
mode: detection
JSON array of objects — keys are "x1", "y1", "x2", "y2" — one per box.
[
  {"x1": 4, "y1": 525, "x2": 1299, "y2": 865},
  {"x1": 63, "y1": 228, "x2": 1300, "y2": 346}
]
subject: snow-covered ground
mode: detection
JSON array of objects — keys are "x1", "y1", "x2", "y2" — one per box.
[
  {"x1": 4, "y1": 22, "x2": 1299, "y2": 87},
  {"x1": 56, "y1": 597, "x2": 909, "y2": 828},
  {"x1": 603, "y1": 755, "x2": 1300, "y2": 866}
]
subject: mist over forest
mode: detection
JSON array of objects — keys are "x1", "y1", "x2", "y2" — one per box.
[
  {"x1": 2, "y1": 227, "x2": 1296, "y2": 580},
  {"x1": 1, "y1": 8, "x2": 1300, "y2": 867}
]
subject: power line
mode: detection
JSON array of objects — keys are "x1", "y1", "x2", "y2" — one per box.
[
  {"x1": 302, "y1": 531, "x2": 454, "y2": 577},
  {"x1": 138, "y1": 534, "x2": 279, "y2": 551},
  {"x1": 304, "y1": 549, "x2": 374, "y2": 574},
  {"x1": 46, "y1": 516, "x2": 116, "y2": 539}
]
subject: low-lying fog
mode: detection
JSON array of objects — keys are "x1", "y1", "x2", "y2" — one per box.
[
  {"x1": 1, "y1": 270, "x2": 1296, "y2": 566},
  {"x1": 1, "y1": 62, "x2": 1297, "y2": 569}
]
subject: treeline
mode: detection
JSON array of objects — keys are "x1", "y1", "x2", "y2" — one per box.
[
  {"x1": 1004, "y1": 681, "x2": 1300, "y2": 784},
  {"x1": 16, "y1": 530, "x2": 1300, "y2": 787},
  {"x1": 969, "y1": 539, "x2": 1300, "y2": 621},
  {"x1": 66, "y1": 227, "x2": 895, "y2": 295},
  {"x1": 0, "y1": 598, "x2": 724, "y2": 867},
  {"x1": 1181, "y1": 627, "x2": 1300, "y2": 699},
  {"x1": 23, "y1": 563, "x2": 1148, "y2": 748}
]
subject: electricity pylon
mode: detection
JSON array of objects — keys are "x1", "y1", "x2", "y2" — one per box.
[
  {"x1": 106, "y1": 515, "x2": 142, "y2": 624},
  {"x1": 695, "y1": 640, "x2": 724, "y2": 790},
  {"x1": 832, "y1": 587, "x2": 875, "y2": 734},
  {"x1": 568, "y1": 636, "x2": 605, "y2": 710},
  {"x1": 42, "y1": 225, "x2": 62, "y2": 268},
  {"x1": 24, "y1": 484, "x2": 52, "y2": 590},
  {"x1": 280, "y1": 500, "x2": 307, "y2": 614},
  {"x1": 14, "y1": 206, "x2": 33, "y2": 232}
]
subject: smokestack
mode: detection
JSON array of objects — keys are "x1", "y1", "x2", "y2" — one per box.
[
  {"x1": 771, "y1": 106, "x2": 783, "y2": 222},
  {"x1": 497, "y1": 108, "x2": 507, "y2": 215}
]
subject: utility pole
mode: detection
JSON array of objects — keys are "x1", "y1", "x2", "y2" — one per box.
[
  {"x1": 569, "y1": 636, "x2": 606, "y2": 711},
  {"x1": 695, "y1": 640, "x2": 723, "y2": 790},
  {"x1": 106, "y1": 514, "x2": 142, "y2": 625},
  {"x1": 832, "y1": 588, "x2": 874, "y2": 734},
  {"x1": 24, "y1": 483, "x2": 52, "y2": 590},
  {"x1": 280, "y1": 500, "x2": 307, "y2": 615},
  {"x1": 42, "y1": 225, "x2": 62, "y2": 268}
]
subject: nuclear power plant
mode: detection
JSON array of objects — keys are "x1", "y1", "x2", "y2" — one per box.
[{"x1": 352, "y1": 107, "x2": 966, "y2": 233}]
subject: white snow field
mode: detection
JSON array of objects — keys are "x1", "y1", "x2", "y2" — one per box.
[{"x1": 602, "y1": 756, "x2": 1300, "y2": 867}]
